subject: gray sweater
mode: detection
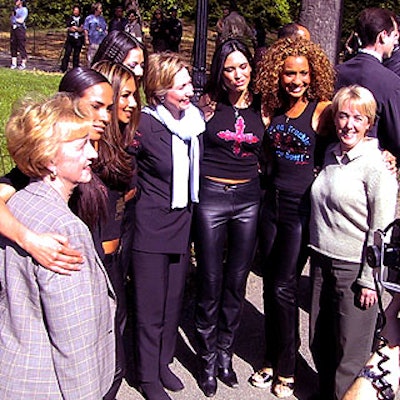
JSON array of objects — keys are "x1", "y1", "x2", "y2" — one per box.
[{"x1": 309, "y1": 138, "x2": 398, "y2": 289}]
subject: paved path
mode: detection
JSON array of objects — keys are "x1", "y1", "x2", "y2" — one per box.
[
  {"x1": 118, "y1": 265, "x2": 318, "y2": 400},
  {"x1": 0, "y1": 50, "x2": 61, "y2": 72}
]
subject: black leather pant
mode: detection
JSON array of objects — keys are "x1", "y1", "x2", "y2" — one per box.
[
  {"x1": 259, "y1": 186, "x2": 310, "y2": 378},
  {"x1": 194, "y1": 178, "x2": 260, "y2": 370}
]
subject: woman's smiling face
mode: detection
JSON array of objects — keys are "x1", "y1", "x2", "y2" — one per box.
[
  {"x1": 280, "y1": 56, "x2": 311, "y2": 100},
  {"x1": 335, "y1": 100, "x2": 370, "y2": 152},
  {"x1": 117, "y1": 77, "x2": 137, "y2": 124},
  {"x1": 164, "y1": 67, "x2": 194, "y2": 118}
]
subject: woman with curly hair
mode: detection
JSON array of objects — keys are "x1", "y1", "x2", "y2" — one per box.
[{"x1": 248, "y1": 37, "x2": 335, "y2": 398}]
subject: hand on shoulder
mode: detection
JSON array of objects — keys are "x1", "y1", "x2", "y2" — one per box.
[{"x1": 198, "y1": 93, "x2": 216, "y2": 122}]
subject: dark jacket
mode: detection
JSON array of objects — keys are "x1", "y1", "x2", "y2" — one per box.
[
  {"x1": 335, "y1": 52, "x2": 400, "y2": 159},
  {"x1": 128, "y1": 112, "x2": 192, "y2": 254},
  {"x1": 383, "y1": 46, "x2": 400, "y2": 78}
]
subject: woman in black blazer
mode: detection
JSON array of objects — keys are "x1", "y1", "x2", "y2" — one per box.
[{"x1": 129, "y1": 52, "x2": 205, "y2": 400}]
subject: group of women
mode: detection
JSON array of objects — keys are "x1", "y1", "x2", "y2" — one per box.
[{"x1": 0, "y1": 26, "x2": 398, "y2": 400}]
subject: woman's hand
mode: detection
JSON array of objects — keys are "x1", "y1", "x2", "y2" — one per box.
[
  {"x1": 359, "y1": 287, "x2": 378, "y2": 309},
  {"x1": 23, "y1": 230, "x2": 84, "y2": 275},
  {"x1": 382, "y1": 150, "x2": 397, "y2": 175},
  {"x1": 198, "y1": 93, "x2": 216, "y2": 122}
]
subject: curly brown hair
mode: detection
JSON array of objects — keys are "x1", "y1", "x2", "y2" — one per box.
[{"x1": 255, "y1": 37, "x2": 335, "y2": 117}]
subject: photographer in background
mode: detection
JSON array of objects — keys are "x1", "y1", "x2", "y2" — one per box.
[
  {"x1": 10, "y1": 0, "x2": 28, "y2": 70},
  {"x1": 60, "y1": 5, "x2": 84, "y2": 72}
]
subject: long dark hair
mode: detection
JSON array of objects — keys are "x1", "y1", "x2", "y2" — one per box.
[
  {"x1": 205, "y1": 38, "x2": 255, "y2": 103},
  {"x1": 91, "y1": 30, "x2": 148, "y2": 78},
  {"x1": 91, "y1": 61, "x2": 140, "y2": 190},
  {"x1": 59, "y1": 67, "x2": 110, "y2": 230}
]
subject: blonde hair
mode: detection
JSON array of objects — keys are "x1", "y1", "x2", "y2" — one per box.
[
  {"x1": 145, "y1": 52, "x2": 188, "y2": 106},
  {"x1": 331, "y1": 85, "x2": 377, "y2": 126},
  {"x1": 6, "y1": 93, "x2": 91, "y2": 178}
]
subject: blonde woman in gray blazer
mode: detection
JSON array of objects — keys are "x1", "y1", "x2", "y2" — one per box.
[{"x1": 0, "y1": 93, "x2": 116, "y2": 399}]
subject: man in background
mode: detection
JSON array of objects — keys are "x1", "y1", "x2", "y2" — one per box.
[
  {"x1": 335, "y1": 7, "x2": 400, "y2": 160},
  {"x1": 277, "y1": 22, "x2": 311, "y2": 40},
  {"x1": 167, "y1": 5, "x2": 182, "y2": 53},
  {"x1": 109, "y1": 5, "x2": 127, "y2": 32},
  {"x1": 61, "y1": 5, "x2": 84, "y2": 72},
  {"x1": 383, "y1": 14, "x2": 400, "y2": 77},
  {"x1": 84, "y1": 2, "x2": 107, "y2": 64}
]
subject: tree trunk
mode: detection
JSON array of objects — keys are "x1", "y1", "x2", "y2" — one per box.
[{"x1": 299, "y1": 0, "x2": 344, "y2": 65}]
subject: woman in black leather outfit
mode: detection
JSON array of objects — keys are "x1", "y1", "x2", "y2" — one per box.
[{"x1": 194, "y1": 38, "x2": 264, "y2": 397}]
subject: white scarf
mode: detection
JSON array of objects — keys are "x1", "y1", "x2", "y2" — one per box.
[{"x1": 142, "y1": 104, "x2": 205, "y2": 209}]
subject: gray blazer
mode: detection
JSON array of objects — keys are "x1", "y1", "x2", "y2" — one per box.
[{"x1": 0, "y1": 181, "x2": 116, "y2": 399}]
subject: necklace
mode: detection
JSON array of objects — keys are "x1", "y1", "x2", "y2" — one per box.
[
  {"x1": 233, "y1": 105, "x2": 240, "y2": 119},
  {"x1": 231, "y1": 90, "x2": 251, "y2": 119},
  {"x1": 284, "y1": 99, "x2": 309, "y2": 123}
]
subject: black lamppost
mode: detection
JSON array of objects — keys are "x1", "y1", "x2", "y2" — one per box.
[{"x1": 192, "y1": 0, "x2": 209, "y2": 103}]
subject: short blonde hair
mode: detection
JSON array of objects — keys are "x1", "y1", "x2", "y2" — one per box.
[
  {"x1": 145, "y1": 52, "x2": 188, "y2": 106},
  {"x1": 331, "y1": 85, "x2": 377, "y2": 126},
  {"x1": 6, "y1": 93, "x2": 91, "y2": 178}
]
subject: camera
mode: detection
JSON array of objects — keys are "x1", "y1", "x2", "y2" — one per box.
[{"x1": 367, "y1": 219, "x2": 400, "y2": 293}]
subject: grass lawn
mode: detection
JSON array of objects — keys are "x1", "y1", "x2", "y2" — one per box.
[{"x1": 0, "y1": 68, "x2": 61, "y2": 175}]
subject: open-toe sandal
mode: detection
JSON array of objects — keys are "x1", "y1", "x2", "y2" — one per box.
[
  {"x1": 272, "y1": 377, "x2": 294, "y2": 398},
  {"x1": 248, "y1": 368, "x2": 273, "y2": 389}
]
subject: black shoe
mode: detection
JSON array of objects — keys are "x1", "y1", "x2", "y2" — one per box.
[
  {"x1": 139, "y1": 382, "x2": 172, "y2": 400},
  {"x1": 218, "y1": 367, "x2": 239, "y2": 388},
  {"x1": 160, "y1": 365, "x2": 184, "y2": 392},
  {"x1": 198, "y1": 374, "x2": 217, "y2": 397}
]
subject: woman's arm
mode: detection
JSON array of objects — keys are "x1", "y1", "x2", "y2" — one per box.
[
  {"x1": 197, "y1": 93, "x2": 216, "y2": 122},
  {"x1": 381, "y1": 150, "x2": 397, "y2": 175},
  {"x1": 357, "y1": 158, "x2": 398, "y2": 293},
  {"x1": 0, "y1": 183, "x2": 83, "y2": 274}
]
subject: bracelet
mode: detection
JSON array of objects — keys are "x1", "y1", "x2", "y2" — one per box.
[{"x1": 358, "y1": 366, "x2": 395, "y2": 400}]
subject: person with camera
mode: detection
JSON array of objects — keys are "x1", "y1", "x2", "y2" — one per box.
[
  {"x1": 10, "y1": 0, "x2": 28, "y2": 70},
  {"x1": 60, "y1": 5, "x2": 84, "y2": 72},
  {"x1": 309, "y1": 85, "x2": 398, "y2": 400}
]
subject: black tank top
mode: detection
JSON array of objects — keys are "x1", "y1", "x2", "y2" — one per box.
[
  {"x1": 201, "y1": 98, "x2": 264, "y2": 180},
  {"x1": 266, "y1": 101, "x2": 318, "y2": 195}
]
